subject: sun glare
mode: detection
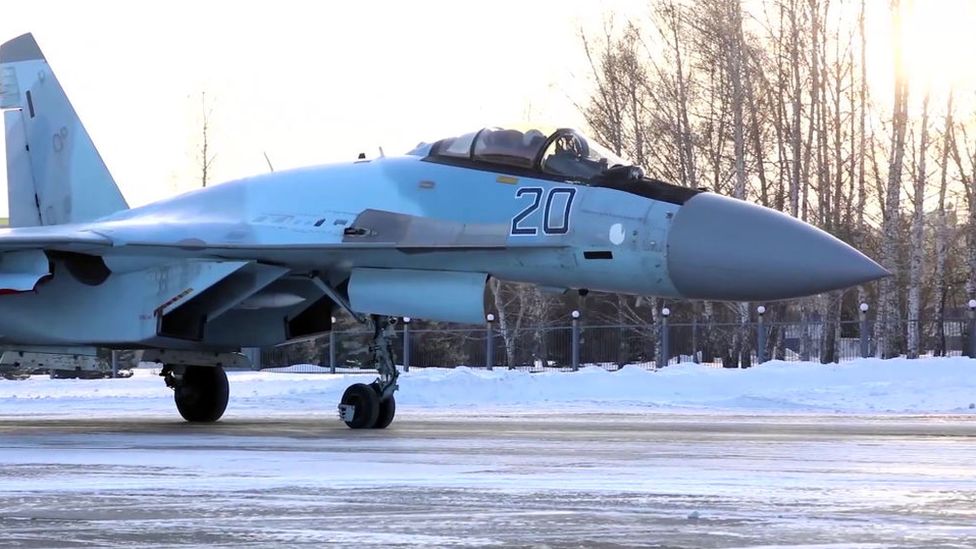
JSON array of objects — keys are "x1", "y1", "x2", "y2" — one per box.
[
  {"x1": 868, "y1": 0, "x2": 976, "y2": 103},
  {"x1": 903, "y1": 0, "x2": 976, "y2": 88}
]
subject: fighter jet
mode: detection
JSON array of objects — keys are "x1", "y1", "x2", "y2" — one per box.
[{"x1": 0, "y1": 33, "x2": 887, "y2": 429}]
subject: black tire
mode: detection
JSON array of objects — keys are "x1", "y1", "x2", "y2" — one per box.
[
  {"x1": 373, "y1": 394, "x2": 396, "y2": 429},
  {"x1": 341, "y1": 383, "x2": 379, "y2": 429},
  {"x1": 174, "y1": 366, "x2": 229, "y2": 423},
  {"x1": 368, "y1": 381, "x2": 396, "y2": 430}
]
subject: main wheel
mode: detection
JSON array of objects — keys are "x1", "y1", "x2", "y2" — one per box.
[
  {"x1": 340, "y1": 383, "x2": 379, "y2": 429},
  {"x1": 174, "y1": 366, "x2": 229, "y2": 423}
]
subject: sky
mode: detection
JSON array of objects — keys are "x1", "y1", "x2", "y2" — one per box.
[
  {"x1": 1, "y1": 1, "x2": 973, "y2": 217},
  {"x1": 0, "y1": 0, "x2": 640, "y2": 215}
]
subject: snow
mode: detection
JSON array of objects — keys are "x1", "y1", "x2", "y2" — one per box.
[
  {"x1": 1, "y1": 356, "x2": 975, "y2": 417},
  {"x1": 1, "y1": 358, "x2": 975, "y2": 547}
]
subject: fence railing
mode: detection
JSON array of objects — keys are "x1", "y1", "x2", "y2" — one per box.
[{"x1": 259, "y1": 317, "x2": 976, "y2": 373}]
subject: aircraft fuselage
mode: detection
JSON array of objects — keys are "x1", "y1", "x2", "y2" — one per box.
[{"x1": 0, "y1": 155, "x2": 679, "y2": 348}]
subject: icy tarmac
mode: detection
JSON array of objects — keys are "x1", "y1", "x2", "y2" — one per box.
[{"x1": 1, "y1": 411, "x2": 974, "y2": 548}]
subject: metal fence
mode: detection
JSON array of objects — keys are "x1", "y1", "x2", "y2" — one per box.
[{"x1": 260, "y1": 318, "x2": 975, "y2": 373}]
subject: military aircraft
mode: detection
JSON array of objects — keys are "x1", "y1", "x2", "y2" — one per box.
[{"x1": 0, "y1": 33, "x2": 887, "y2": 429}]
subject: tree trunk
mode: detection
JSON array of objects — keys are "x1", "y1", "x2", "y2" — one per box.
[
  {"x1": 907, "y1": 92, "x2": 930, "y2": 359},
  {"x1": 934, "y1": 92, "x2": 954, "y2": 356},
  {"x1": 876, "y1": 0, "x2": 909, "y2": 359}
]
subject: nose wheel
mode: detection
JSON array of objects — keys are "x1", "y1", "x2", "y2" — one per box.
[
  {"x1": 371, "y1": 381, "x2": 397, "y2": 429},
  {"x1": 338, "y1": 315, "x2": 399, "y2": 429},
  {"x1": 338, "y1": 383, "x2": 379, "y2": 428}
]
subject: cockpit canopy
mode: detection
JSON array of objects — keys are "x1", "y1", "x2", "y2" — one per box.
[{"x1": 428, "y1": 127, "x2": 641, "y2": 184}]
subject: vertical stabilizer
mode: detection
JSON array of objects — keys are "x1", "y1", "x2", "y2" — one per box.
[{"x1": 0, "y1": 33, "x2": 128, "y2": 227}]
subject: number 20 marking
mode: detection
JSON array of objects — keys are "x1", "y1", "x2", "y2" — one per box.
[{"x1": 510, "y1": 187, "x2": 576, "y2": 236}]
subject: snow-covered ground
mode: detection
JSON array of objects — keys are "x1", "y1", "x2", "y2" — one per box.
[
  {"x1": 1, "y1": 356, "x2": 974, "y2": 418},
  {"x1": 2, "y1": 357, "x2": 975, "y2": 547}
]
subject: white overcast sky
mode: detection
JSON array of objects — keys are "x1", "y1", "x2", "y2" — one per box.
[{"x1": 0, "y1": 0, "x2": 639, "y2": 215}]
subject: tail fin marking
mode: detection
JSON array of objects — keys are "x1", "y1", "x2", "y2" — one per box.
[{"x1": 0, "y1": 33, "x2": 128, "y2": 227}]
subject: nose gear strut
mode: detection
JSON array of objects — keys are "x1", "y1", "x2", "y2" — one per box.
[{"x1": 338, "y1": 314, "x2": 399, "y2": 429}]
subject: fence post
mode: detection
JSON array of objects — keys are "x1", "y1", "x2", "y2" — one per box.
[
  {"x1": 329, "y1": 316, "x2": 337, "y2": 374},
  {"x1": 859, "y1": 303, "x2": 869, "y2": 358},
  {"x1": 969, "y1": 300, "x2": 976, "y2": 358},
  {"x1": 486, "y1": 314, "x2": 495, "y2": 370},
  {"x1": 111, "y1": 350, "x2": 118, "y2": 378},
  {"x1": 692, "y1": 318, "x2": 699, "y2": 363},
  {"x1": 402, "y1": 317, "x2": 411, "y2": 372},
  {"x1": 756, "y1": 305, "x2": 766, "y2": 363},
  {"x1": 571, "y1": 310, "x2": 580, "y2": 371},
  {"x1": 657, "y1": 307, "x2": 670, "y2": 369}
]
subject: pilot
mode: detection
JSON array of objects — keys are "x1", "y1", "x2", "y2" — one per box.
[
  {"x1": 543, "y1": 131, "x2": 602, "y2": 180},
  {"x1": 553, "y1": 133, "x2": 587, "y2": 158}
]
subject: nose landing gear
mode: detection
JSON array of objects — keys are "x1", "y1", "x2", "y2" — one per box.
[{"x1": 338, "y1": 315, "x2": 399, "y2": 429}]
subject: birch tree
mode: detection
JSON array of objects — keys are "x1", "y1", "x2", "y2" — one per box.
[
  {"x1": 906, "y1": 92, "x2": 930, "y2": 358},
  {"x1": 875, "y1": 0, "x2": 909, "y2": 358},
  {"x1": 198, "y1": 91, "x2": 216, "y2": 188},
  {"x1": 567, "y1": 0, "x2": 976, "y2": 363},
  {"x1": 932, "y1": 92, "x2": 955, "y2": 355}
]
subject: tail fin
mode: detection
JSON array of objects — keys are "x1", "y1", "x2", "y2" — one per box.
[{"x1": 0, "y1": 33, "x2": 127, "y2": 227}]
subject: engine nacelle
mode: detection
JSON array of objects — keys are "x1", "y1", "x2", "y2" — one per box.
[{"x1": 348, "y1": 268, "x2": 487, "y2": 324}]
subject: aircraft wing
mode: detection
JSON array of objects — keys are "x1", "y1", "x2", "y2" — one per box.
[
  {"x1": 0, "y1": 209, "x2": 567, "y2": 256},
  {"x1": 0, "y1": 210, "x2": 565, "y2": 326},
  {"x1": 0, "y1": 226, "x2": 113, "y2": 252}
]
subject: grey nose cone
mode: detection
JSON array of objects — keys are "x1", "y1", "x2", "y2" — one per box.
[{"x1": 666, "y1": 193, "x2": 889, "y2": 301}]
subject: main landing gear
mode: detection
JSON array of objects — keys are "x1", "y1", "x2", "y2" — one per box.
[
  {"x1": 162, "y1": 364, "x2": 229, "y2": 423},
  {"x1": 338, "y1": 315, "x2": 399, "y2": 429}
]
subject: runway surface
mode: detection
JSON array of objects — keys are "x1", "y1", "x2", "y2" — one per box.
[{"x1": 0, "y1": 411, "x2": 974, "y2": 548}]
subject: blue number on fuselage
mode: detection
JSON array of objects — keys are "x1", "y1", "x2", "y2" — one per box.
[
  {"x1": 510, "y1": 187, "x2": 576, "y2": 236},
  {"x1": 511, "y1": 188, "x2": 543, "y2": 235},
  {"x1": 543, "y1": 188, "x2": 575, "y2": 235}
]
